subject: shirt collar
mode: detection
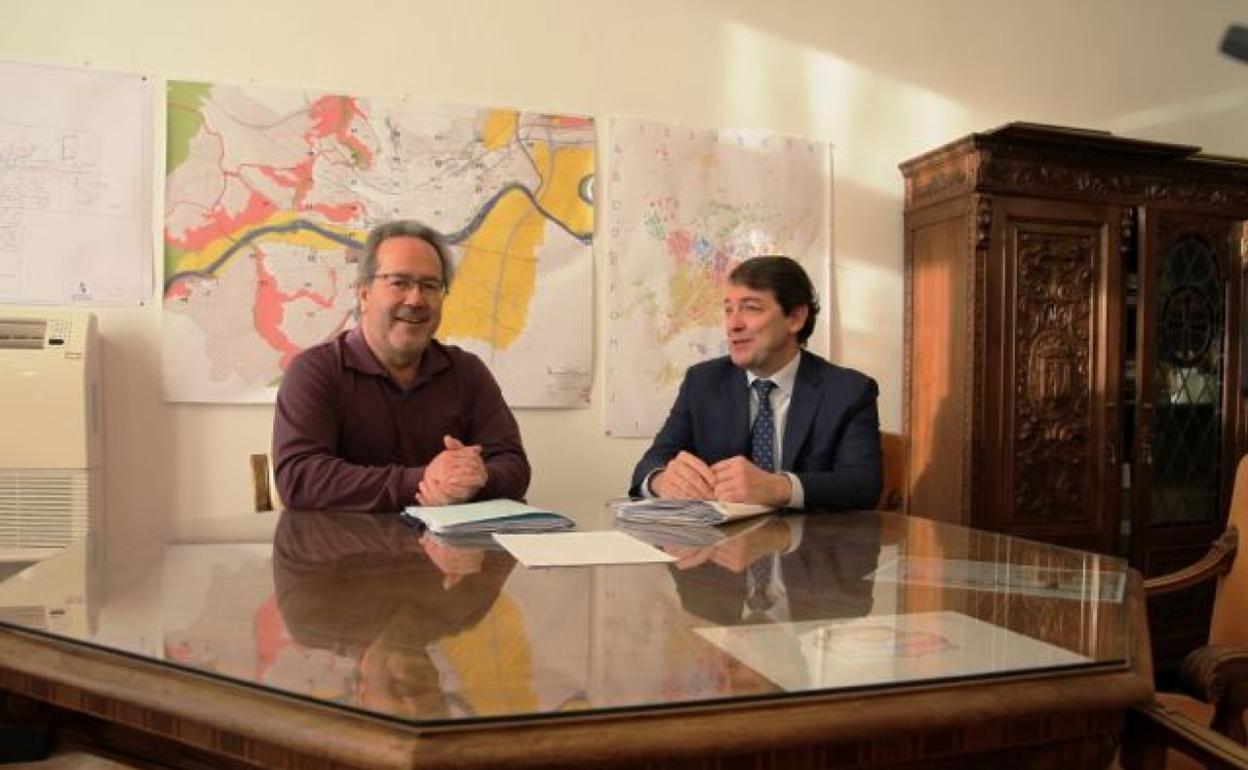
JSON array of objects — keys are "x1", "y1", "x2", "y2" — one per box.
[
  {"x1": 746, "y1": 349, "x2": 801, "y2": 396},
  {"x1": 343, "y1": 326, "x2": 384, "y2": 375},
  {"x1": 342, "y1": 326, "x2": 450, "y2": 384}
]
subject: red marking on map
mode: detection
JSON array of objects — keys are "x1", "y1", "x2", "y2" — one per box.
[
  {"x1": 549, "y1": 116, "x2": 594, "y2": 128},
  {"x1": 307, "y1": 201, "x2": 360, "y2": 222},
  {"x1": 306, "y1": 95, "x2": 374, "y2": 170},
  {"x1": 167, "y1": 192, "x2": 276, "y2": 252},
  {"x1": 252, "y1": 254, "x2": 341, "y2": 370}
]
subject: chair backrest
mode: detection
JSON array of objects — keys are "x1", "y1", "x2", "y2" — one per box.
[
  {"x1": 1209, "y1": 454, "x2": 1248, "y2": 646},
  {"x1": 877, "y1": 432, "x2": 907, "y2": 511},
  {"x1": 250, "y1": 453, "x2": 277, "y2": 513}
]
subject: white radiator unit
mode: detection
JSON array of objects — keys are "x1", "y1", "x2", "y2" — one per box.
[{"x1": 0, "y1": 309, "x2": 102, "y2": 561}]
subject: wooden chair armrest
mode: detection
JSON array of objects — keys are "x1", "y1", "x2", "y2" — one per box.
[
  {"x1": 250, "y1": 453, "x2": 274, "y2": 513},
  {"x1": 1144, "y1": 526, "x2": 1238, "y2": 596},
  {"x1": 1177, "y1": 645, "x2": 1248, "y2": 743},
  {"x1": 1122, "y1": 701, "x2": 1248, "y2": 770},
  {"x1": 1178, "y1": 645, "x2": 1248, "y2": 704}
]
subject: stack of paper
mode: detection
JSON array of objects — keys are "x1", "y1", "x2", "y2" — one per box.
[
  {"x1": 617, "y1": 514, "x2": 770, "y2": 548},
  {"x1": 616, "y1": 518, "x2": 730, "y2": 547},
  {"x1": 611, "y1": 498, "x2": 774, "y2": 526},
  {"x1": 402, "y1": 499, "x2": 574, "y2": 535}
]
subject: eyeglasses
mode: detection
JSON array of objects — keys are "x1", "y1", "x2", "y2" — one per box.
[{"x1": 371, "y1": 273, "x2": 447, "y2": 297}]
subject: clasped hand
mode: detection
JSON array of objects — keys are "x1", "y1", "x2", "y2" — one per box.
[
  {"x1": 652, "y1": 451, "x2": 791, "y2": 506},
  {"x1": 416, "y1": 435, "x2": 487, "y2": 506},
  {"x1": 665, "y1": 517, "x2": 792, "y2": 572},
  {"x1": 419, "y1": 532, "x2": 485, "y2": 590}
]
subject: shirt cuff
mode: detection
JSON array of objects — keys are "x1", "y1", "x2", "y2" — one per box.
[
  {"x1": 781, "y1": 515, "x2": 806, "y2": 554},
  {"x1": 783, "y1": 472, "x2": 804, "y2": 509},
  {"x1": 642, "y1": 468, "x2": 661, "y2": 498},
  {"x1": 404, "y1": 466, "x2": 425, "y2": 506}
]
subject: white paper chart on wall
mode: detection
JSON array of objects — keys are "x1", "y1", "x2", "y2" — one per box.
[
  {"x1": 0, "y1": 59, "x2": 153, "y2": 306},
  {"x1": 603, "y1": 118, "x2": 832, "y2": 437}
]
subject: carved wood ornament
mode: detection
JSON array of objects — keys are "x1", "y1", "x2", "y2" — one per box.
[{"x1": 1012, "y1": 230, "x2": 1094, "y2": 522}]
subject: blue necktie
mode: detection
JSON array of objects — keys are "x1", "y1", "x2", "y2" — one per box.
[
  {"x1": 746, "y1": 557, "x2": 776, "y2": 614},
  {"x1": 749, "y1": 379, "x2": 778, "y2": 472},
  {"x1": 746, "y1": 379, "x2": 779, "y2": 615}
]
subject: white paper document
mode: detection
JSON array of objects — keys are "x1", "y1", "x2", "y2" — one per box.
[
  {"x1": 402, "y1": 499, "x2": 572, "y2": 534},
  {"x1": 868, "y1": 557, "x2": 1126, "y2": 603},
  {"x1": 493, "y1": 531, "x2": 677, "y2": 568},
  {"x1": 0, "y1": 59, "x2": 154, "y2": 305},
  {"x1": 695, "y1": 611, "x2": 1091, "y2": 692}
]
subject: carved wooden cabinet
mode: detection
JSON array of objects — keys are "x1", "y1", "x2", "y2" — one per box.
[{"x1": 900, "y1": 124, "x2": 1248, "y2": 669}]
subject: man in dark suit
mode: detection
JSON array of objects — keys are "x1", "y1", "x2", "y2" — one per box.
[{"x1": 629, "y1": 255, "x2": 881, "y2": 511}]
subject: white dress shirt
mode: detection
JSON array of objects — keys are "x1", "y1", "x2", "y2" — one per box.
[{"x1": 645, "y1": 351, "x2": 806, "y2": 508}]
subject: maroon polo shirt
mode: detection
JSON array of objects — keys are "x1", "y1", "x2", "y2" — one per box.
[{"x1": 272, "y1": 327, "x2": 530, "y2": 511}]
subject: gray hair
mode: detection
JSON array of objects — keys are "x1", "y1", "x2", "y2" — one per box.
[{"x1": 357, "y1": 220, "x2": 455, "y2": 288}]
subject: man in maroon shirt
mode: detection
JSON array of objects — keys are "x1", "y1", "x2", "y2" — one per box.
[{"x1": 272, "y1": 221, "x2": 530, "y2": 512}]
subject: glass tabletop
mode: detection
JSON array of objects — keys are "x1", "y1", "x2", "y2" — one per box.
[{"x1": 0, "y1": 505, "x2": 1134, "y2": 727}]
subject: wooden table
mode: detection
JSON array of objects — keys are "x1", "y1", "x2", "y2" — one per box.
[{"x1": 0, "y1": 509, "x2": 1152, "y2": 769}]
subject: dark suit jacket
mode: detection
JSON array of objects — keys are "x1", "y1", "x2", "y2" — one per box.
[
  {"x1": 669, "y1": 513, "x2": 882, "y2": 625},
  {"x1": 629, "y1": 351, "x2": 882, "y2": 510}
]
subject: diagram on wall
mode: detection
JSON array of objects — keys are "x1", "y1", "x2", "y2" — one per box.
[
  {"x1": 603, "y1": 118, "x2": 831, "y2": 437},
  {"x1": 0, "y1": 59, "x2": 152, "y2": 305},
  {"x1": 162, "y1": 80, "x2": 595, "y2": 405}
]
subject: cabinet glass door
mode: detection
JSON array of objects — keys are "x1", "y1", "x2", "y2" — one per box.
[
  {"x1": 1133, "y1": 209, "x2": 1242, "y2": 679},
  {"x1": 1145, "y1": 232, "x2": 1225, "y2": 526}
]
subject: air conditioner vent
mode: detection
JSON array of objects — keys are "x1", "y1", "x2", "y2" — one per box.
[
  {"x1": 0, "y1": 319, "x2": 46, "y2": 349},
  {"x1": 0, "y1": 470, "x2": 91, "y2": 550}
]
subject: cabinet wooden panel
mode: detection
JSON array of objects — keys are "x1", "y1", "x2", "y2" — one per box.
[
  {"x1": 901, "y1": 124, "x2": 1248, "y2": 673},
  {"x1": 983, "y1": 196, "x2": 1124, "y2": 553},
  {"x1": 905, "y1": 197, "x2": 973, "y2": 523}
]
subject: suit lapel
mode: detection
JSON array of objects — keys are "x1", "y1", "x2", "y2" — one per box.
[{"x1": 783, "y1": 353, "x2": 820, "y2": 471}]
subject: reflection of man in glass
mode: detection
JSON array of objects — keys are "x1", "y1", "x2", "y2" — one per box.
[
  {"x1": 662, "y1": 514, "x2": 881, "y2": 626},
  {"x1": 642, "y1": 514, "x2": 880, "y2": 695},
  {"x1": 271, "y1": 510, "x2": 511, "y2": 719}
]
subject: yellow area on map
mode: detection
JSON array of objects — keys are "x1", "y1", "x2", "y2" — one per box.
[
  {"x1": 440, "y1": 188, "x2": 543, "y2": 347},
  {"x1": 482, "y1": 110, "x2": 519, "y2": 151},
  {"x1": 534, "y1": 143, "x2": 593, "y2": 236},
  {"x1": 171, "y1": 212, "x2": 361, "y2": 275},
  {"x1": 440, "y1": 112, "x2": 593, "y2": 350},
  {"x1": 658, "y1": 262, "x2": 720, "y2": 343}
]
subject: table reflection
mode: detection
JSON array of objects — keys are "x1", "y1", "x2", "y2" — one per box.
[
  {"x1": 652, "y1": 514, "x2": 880, "y2": 625},
  {"x1": 0, "y1": 506, "x2": 1134, "y2": 728},
  {"x1": 273, "y1": 512, "x2": 513, "y2": 718}
]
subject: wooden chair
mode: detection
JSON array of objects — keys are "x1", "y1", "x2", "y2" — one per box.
[
  {"x1": 250, "y1": 453, "x2": 277, "y2": 513},
  {"x1": 1123, "y1": 702, "x2": 1248, "y2": 769},
  {"x1": 877, "y1": 431, "x2": 906, "y2": 511},
  {"x1": 1120, "y1": 455, "x2": 1248, "y2": 769}
]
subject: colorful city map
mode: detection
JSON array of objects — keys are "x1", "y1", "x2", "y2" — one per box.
[
  {"x1": 604, "y1": 118, "x2": 831, "y2": 436},
  {"x1": 163, "y1": 81, "x2": 594, "y2": 405}
]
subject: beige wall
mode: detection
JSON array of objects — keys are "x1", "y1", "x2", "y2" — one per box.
[{"x1": 2, "y1": 0, "x2": 1246, "y2": 542}]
